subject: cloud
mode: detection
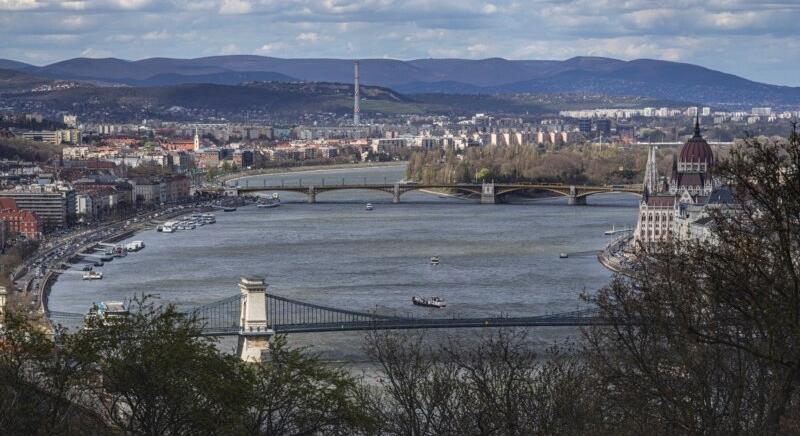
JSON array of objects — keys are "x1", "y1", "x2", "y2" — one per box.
[
  {"x1": 219, "y1": 0, "x2": 250, "y2": 14},
  {"x1": 296, "y1": 32, "x2": 320, "y2": 43},
  {"x1": 105, "y1": 33, "x2": 135, "y2": 42},
  {"x1": 254, "y1": 42, "x2": 288, "y2": 55},
  {"x1": 219, "y1": 43, "x2": 240, "y2": 55},
  {"x1": 62, "y1": 15, "x2": 94, "y2": 30},
  {"x1": 0, "y1": 0, "x2": 40, "y2": 10},
  {"x1": 0, "y1": 0, "x2": 798, "y2": 84},
  {"x1": 141, "y1": 30, "x2": 170, "y2": 40},
  {"x1": 81, "y1": 47, "x2": 112, "y2": 58},
  {"x1": 111, "y1": 0, "x2": 151, "y2": 9}
]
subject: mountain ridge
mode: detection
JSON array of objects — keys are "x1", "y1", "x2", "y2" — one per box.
[{"x1": 0, "y1": 55, "x2": 798, "y2": 106}]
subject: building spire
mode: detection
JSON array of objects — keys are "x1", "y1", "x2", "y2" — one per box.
[
  {"x1": 644, "y1": 143, "x2": 658, "y2": 194},
  {"x1": 693, "y1": 113, "x2": 701, "y2": 138}
]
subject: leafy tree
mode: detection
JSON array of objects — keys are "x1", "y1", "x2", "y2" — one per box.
[
  {"x1": 475, "y1": 167, "x2": 492, "y2": 182},
  {"x1": 240, "y1": 335, "x2": 370, "y2": 435},
  {"x1": 0, "y1": 312, "x2": 108, "y2": 435},
  {"x1": 71, "y1": 297, "x2": 249, "y2": 435}
]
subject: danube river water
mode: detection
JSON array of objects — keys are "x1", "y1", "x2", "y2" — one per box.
[{"x1": 49, "y1": 165, "x2": 639, "y2": 359}]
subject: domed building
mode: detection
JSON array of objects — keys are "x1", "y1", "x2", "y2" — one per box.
[{"x1": 634, "y1": 117, "x2": 719, "y2": 247}]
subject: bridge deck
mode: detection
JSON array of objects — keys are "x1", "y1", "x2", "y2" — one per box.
[{"x1": 48, "y1": 292, "x2": 604, "y2": 336}]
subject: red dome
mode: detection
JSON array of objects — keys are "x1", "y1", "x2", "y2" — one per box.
[{"x1": 679, "y1": 135, "x2": 714, "y2": 164}]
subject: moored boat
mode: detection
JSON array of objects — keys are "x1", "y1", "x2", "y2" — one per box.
[
  {"x1": 82, "y1": 271, "x2": 103, "y2": 280},
  {"x1": 412, "y1": 296, "x2": 446, "y2": 308},
  {"x1": 365, "y1": 203, "x2": 374, "y2": 211}
]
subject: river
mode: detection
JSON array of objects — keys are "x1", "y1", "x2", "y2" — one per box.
[{"x1": 49, "y1": 164, "x2": 639, "y2": 359}]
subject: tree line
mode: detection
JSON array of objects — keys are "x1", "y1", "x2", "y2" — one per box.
[
  {"x1": 406, "y1": 144, "x2": 679, "y2": 186},
  {"x1": 1, "y1": 130, "x2": 799, "y2": 434}
]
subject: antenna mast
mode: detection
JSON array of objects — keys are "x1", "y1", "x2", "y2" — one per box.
[{"x1": 353, "y1": 60, "x2": 360, "y2": 126}]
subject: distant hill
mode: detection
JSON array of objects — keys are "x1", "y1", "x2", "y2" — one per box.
[
  {"x1": 2, "y1": 81, "x2": 419, "y2": 121},
  {"x1": 121, "y1": 71, "x2": 297, "y2": 86},
  {"x1": 0, "y1": 68, "x2": 88, "y2": 92},
  {"x1": 1, "y1": 55, "x2": 798, "y2": 106}
]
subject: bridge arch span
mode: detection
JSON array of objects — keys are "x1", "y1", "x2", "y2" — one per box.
[
  {"x1": 575, "y1": 190, "x2": 643, "y2": 200},
  {"x1": 494, "y1": 186, "x2": 571, "y2": 198}
]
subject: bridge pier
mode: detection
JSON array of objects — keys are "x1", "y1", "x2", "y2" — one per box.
[
  {"x1": 307, "y1": 186, "x2": 316, "y2": 204},
  {"x1": 480, "y1": 182, "x2": 497, "y2": 204},
  {"x1": 567, "y1": 196, "x2": 587, "y2": 205},
  {"x1": 236, "y1": 276, "x2": 274, "y2": 362},
  {"x1": 567, "y1": 186, "x2": 586, "y2": 205},
  {"x1": 393, "y1": 183, "x2": 401, "y2": 203}
]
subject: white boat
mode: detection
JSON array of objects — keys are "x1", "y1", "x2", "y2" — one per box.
[
  {"x1": 604, "y1": 225, "x2": 632, "y2": 235},
  {"x1": 559, "y1": 253, "x2": 569, "y2": 259},
  {"x1": 258, "y1": 193, "x2": 281, "y2": 209},
  {"x1": 412, "y1": 296, "x2": 446, "y2": 308},
  {"x1": 430, "y1": 256, "x2": 440, "y2": 266},
  {"x1": 202, "y1": 214, "x2": 216, "y2": 224},
  {"x1": 365, "y1": 203, "x2": 374, "y2": 211},
  {"x1": 82, "y1": 271, "x2": 103, "y2": 280},
  {"x1": 125, "y1": 241, "x2": 145, "y2": 252}
]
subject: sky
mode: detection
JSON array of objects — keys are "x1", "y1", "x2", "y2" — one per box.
[{"x1": 1, "y1": 0, "x2": 799, "y2": 86}]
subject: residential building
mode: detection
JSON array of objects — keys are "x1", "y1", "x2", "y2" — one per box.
[
  {"x1": 0, "y1": 184, "x2": 74, "y2": 230},
  {"x1": 0, "y1": 197, "x2": 43, "y2": 240}
]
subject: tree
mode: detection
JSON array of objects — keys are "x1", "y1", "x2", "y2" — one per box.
[
  {"x1": 475, "y1": 167, "x2": 492, "y2": 182},
  {"x1": 361, "y1": 330, "x2": 599, "y2": 435},
  {"x1": 240, "y1": 335, "x2": 370, "y2": 435},
  {"x1": 0, "y1": 312, "x2": 108, "y2": 435},
  {"x1": 71, "y1": 297, "x2": 250, "y2": 435},
  {"x1": 584, "y1": 127, "x2": 800, "y2": 433}
]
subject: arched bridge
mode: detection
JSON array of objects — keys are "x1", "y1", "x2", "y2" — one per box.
[
  {"x1": 225, "y1": 180, "x2": 643, "y2": 205},
  {"x1": 48, "y1": 277, "x2": 606, "y2": 362}
]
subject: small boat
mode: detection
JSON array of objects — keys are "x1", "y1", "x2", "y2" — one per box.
[
  {"x1": 430, "y1": 256, "x2": 440, "y2": 266},
  {"x1": 223, "y1": 207, "x2": 237, "y2": 212},
  {"x1": 156, "y1": 225, "x2": 163, "y2": 232},
  {"x1": 81, "y1": 265, "x2": 93, "y2": 271},
  {"x1": 82, "y1": 271, "x2": 103, "y2": 280},
  {"x1": 412, "y1": 296, "x2": 446, "y2": 308},
  {"x1": 604, "y1": 225, "x2": 632, "y2": 235},
  {"x1": 258, "y1": 194, "x2": 281, "y2": 209},
  {"x1": 559, "y1": 253, "x2": 569, "y2": 259},
  {"x1": 365, "y1": 203, "x2": 374, "y2": 211}
]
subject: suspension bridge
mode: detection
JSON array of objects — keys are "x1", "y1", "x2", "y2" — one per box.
[{"x1": 48, "y1": 276, "x2": 605, "y2": 361}]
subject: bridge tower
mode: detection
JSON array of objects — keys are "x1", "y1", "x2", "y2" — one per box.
[
  {"x1": 481, "y1": 181, "x2": 497, "y2": 204},
  {"x1": 236, "y1": 276, "x2": 274, "y2": 362}
]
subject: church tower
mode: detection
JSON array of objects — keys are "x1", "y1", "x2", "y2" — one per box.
[{"x1": 193, "y1": 128, "x2": 200, "y2": 152}]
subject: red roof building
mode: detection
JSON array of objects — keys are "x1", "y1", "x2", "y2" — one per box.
[{"x1": 0, "y1": 197, "x2": 42, "y2": 240}]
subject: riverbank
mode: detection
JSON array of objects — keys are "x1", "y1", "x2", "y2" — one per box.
[
  {"x1": 218, "y1": 161, "x2": 406, "y2": 184},
  {"x1": 597, "y1": 233, "x2": 635, "y2": 274},
  {"x1": 36, "y1": 206, "x2": 214, "y2": 328}
]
